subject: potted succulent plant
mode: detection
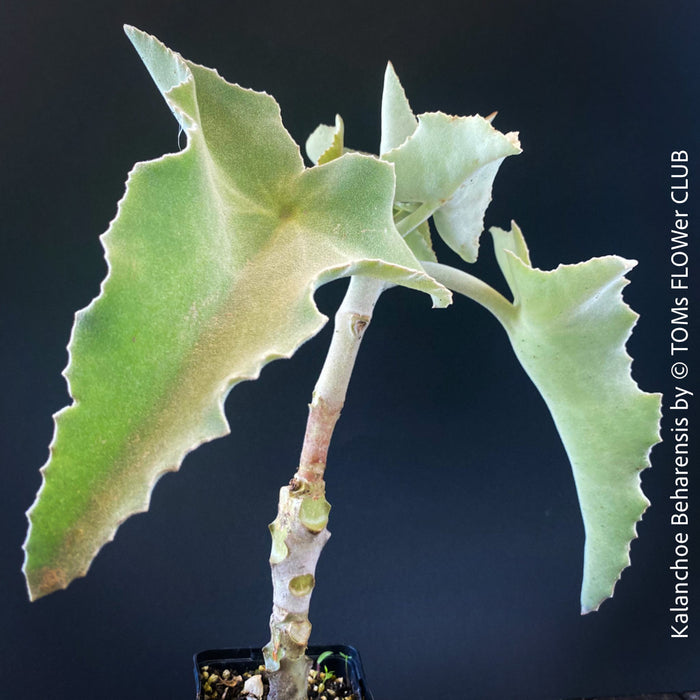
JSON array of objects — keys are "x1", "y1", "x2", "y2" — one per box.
[{"x1": 22, "y1": 26, "x2": 662, "y2": 700}]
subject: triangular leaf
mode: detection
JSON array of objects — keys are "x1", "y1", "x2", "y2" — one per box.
[
  {"x1": 23, "y1": 27, "x2": 450, "y2": 600},
  {"x1": 380, "y1": 62, "x2": 418, "y2": 155},
  {"x1": 384, "y1": 113, "x2": 521, "y2": 262},
  {"x1": 492, "y1": 223, "x2": 662, "y2": 613}
]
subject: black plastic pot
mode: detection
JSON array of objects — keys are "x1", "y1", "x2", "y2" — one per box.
[{"x1": 194, "y1": 644, "x2": 374, "y2": 700}]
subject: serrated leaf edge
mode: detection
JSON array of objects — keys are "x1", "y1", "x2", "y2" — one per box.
[
  {"x1": 496, "y1": 228, "x2": 662, "y2": 612},
  {"x1": 23, "y1": 139, "x2": 448, "y2": 599}
]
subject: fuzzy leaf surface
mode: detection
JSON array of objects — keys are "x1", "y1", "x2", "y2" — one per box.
[
  {"x1": 383, "y1": 113, "x2": 521, "y2": 262},
  {"x1": 23, "y1": 27, "x2": 449, "y2": 600},
  {"x1": 492, "y1": 223, "x2": 662, "y2": 613}
]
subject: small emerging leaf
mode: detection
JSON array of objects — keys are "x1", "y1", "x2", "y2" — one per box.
[
  {"x1": 316, "y1": 651, "x2": 334, "y2": 667},
  {"x1": 492, "y1": 223, "x2": 662, "y2": 613},
  {"x1": 306, "y1": 114, "x2": 345, "y2": 165},
  {"x1": 23, "y1": 27, "x2": 450, "y2": 600},
  {"x1": 384, "y1": 113, "x2": 520, "y2": 262}
]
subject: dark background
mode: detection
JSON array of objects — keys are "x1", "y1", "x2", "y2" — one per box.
[{"x1": 2, "y1": 1, "x2": 698, "y2": 698}]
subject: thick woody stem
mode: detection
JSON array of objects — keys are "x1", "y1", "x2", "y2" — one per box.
[{"x1": 264, "y1": 276, "x2": 384, "y2": 700}]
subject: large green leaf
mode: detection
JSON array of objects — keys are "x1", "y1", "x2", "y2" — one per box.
[
  {"x1": 23, "y1": 27, "x2": 449, "y2": 600},
  {"x1": 492, "y1": 223, "x2": 661, "y2": 613}
]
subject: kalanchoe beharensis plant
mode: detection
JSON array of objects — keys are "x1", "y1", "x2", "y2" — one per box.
[{"x1": 23, "y1": 26, "x2": 662, "y2": 700}]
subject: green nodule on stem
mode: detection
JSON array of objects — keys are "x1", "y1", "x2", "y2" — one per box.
[
  {"x1": 299, "y1": 493, "x2": 331, "y2": 534},
  {"x1": 269, "y1": 522, "x2": 289, "y2": 565},
  {"x1": 289, "y1": 574, "x2": 315, "y2": 597}
]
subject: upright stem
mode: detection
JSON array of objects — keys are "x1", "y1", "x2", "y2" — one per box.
[{"x1": 264, "y1": 276, "x2": 384, "y2": 700}]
